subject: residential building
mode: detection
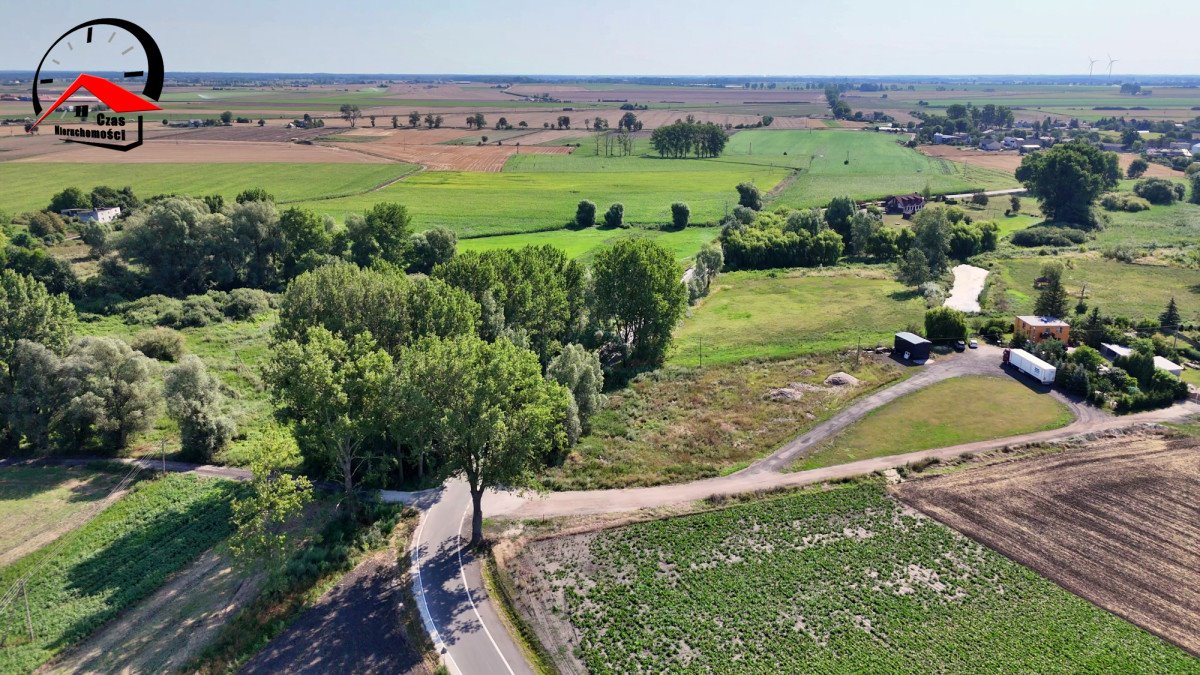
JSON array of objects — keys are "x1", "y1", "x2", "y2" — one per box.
[
  {"x1": 979, "y1": 139, "x2": 1003, "y2": 152},
  {"x1": 884, "y1": 193, "x2": 926, "y2": 216},
  {"x1": 60, "y1": 206, "x2": 121, "y2": 223},
  {"x1": 1015, "y1": 315, "x2": 1070, "y2": 344}
]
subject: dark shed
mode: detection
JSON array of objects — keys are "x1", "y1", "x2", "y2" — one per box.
[{"x1": 894, "y1": 332, "x2": 931, "y2": 361}]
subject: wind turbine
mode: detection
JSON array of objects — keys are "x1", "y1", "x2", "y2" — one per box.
[
  {"x1": 1088, "y1": 56, "x2": 1099, "y2": 78},
  {"x1": 1107, "y1": 54, "x2": 1118, "y2": 80}
]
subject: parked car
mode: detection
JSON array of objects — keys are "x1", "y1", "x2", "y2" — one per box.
[
  {"x1": 968, "y1": 339, "x2": 978, "y2": 349},
  {"x1": 954, "y1": 340, "x2": 967, "y2": 352}
]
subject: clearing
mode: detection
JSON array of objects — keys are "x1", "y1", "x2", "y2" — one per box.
[
  {"x1": 508, "y1": 480, "x2": 1194, "y2": 672},
  {"x1": 796, "y1": 375, "x2": 1074, "y2": 471},
  {"x1": 668, "y1": 267, "x2": 928, "y2": 366},
  {"x1": 0, "y1": 465, "x2": 126, "y2": 567},
  {"x1": 895, "y1": 431, "x2": 1200, "y2": 655}
]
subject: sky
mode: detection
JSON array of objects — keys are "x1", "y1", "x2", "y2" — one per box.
[{"x1": 4, "y1": 0, "x2": 1200, "y2": 76}]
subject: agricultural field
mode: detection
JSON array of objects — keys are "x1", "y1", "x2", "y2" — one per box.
[
  {"x1": 896, "y1": 432, "x2": 1200, "y2": 655},
  {"x1": 458, "y1": 225, "x2": 720, "y2": 262},
  {"x1": 0, "y1": 465, "x2": 126, "y2": 567},
  {"x1": 668, "y1": 268, "x2": 928, "y2": 366},
  {"x1": 541, "y1": 354, "x2": 904, "y2": 490},
  {"x1": 0, "y1": 473, "x2": 238, "y2": 673},
  {"x1": 992, "y1": 255, "x2": 1200, "y2": 322},
  {"x1": 510, "y1": 480, "x2": 1194, "y2": 672},
  {"x1": 794, "y1": 376, "x2": 1074, "y2": 471},
  {"x1": 0, "y1": 163, "x2": 417, "y2": 216}
]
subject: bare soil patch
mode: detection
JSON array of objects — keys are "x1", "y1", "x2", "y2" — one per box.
[
  {"x1": 15, "y1": 139, "x2": 388, "y2": 164},
  {"x1": 894, "y1": 432, "x2": 1200, "y2": 655},
  {"x1": 329, "y1": 139, "x2": 573, "y2": 171},
  {"x1": 918, "y1": 144, "x2": 1181, "y2": 178}
]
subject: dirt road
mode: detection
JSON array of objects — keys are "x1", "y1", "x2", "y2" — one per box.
[{"x1": 944, "y1": 264, "x2": 988, "y2": 313}]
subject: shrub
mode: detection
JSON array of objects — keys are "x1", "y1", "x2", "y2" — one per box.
[
  {"x1": 80, "y1": 221, "x2": 112, "y2": 254},
  {"x1": 604, "y1": 202, "x2": 626, "y2": 228},
  {"x1": 671, "y1": 202, "x2": 690, "y2": 228},
  {"x1": 1132, "y1": 177, "x2": 1184, "y2": 205},
  {"x1": 27, "y1": 211, "x2": 67, "y2": 240},
  {"x1": 131, "y1": 327, "x2": 185, "y2": 362},
  {"x1": 1010, "y1": 226, "x2": 1089, "y2": 247},
  {"x1": 1191, "y1": 172, "x2": 1200, "y2": 205},
  {"x1": 222, "y1": 288, "x2": 272, "y2": 319},
  {"x1": 123, "y1": 294, "x2": 185, "y2": 326},
  {"x1": 1185, "y1": 162, "x2": 1200, "y2": 177},
  {"x1": 1099, "y1": 192, "x2": 1151, "y2": 212},
  {"x1": 164, "y1": 355, "x2": 235, "y2": 462},
  {"x1": 178, "y1": 295, "x2": 225, "y2": 327},
  {"x1": 736, "y1": 182, "x2": 763, "y2": 210},
  {"x1": 971, "y1": 192, "x2": 989, "y2": 206},
  {"x1": 575, "y1": 200, "x2": 596, "y2": 228}
]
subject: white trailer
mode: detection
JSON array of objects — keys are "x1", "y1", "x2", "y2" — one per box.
[{"x1": 1006, "y1": 348, "x2": 1056, "y2": 385}]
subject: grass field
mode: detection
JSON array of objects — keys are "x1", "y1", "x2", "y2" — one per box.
[
  {"x1": 0, "y1": 163, "x2": 419, "y2": 216},
  {"x1": 293, "y1": 168, "x2": 786, "y2": 237},
  {"x1": 541, "y1": 355, "x2": 905, "y2": 489},
  {"x1": 513, "y1": 480, "x2": 1193, "y2": 672},
  {"x1": 0, "y1": 473, "x2": 238, "y2": 673},
  {"x1": 795, "y1": 376, "x2": 1074, "y2": 471},
  {"x1": 458, "y1": 225, "x2": 719, "y2": 262},
  {"x1": 0, "y1": 466, "x2": 123, "y2": 568},
  {"x1": 1092, "y1": 201, "x2": 1200, "y2": 250},
  {"x1": 668, "y1": 268, "x2": 928, "y2": 366},
  {"x1": 993, "y1": 255, "x2": 1200, "y2": 322}
]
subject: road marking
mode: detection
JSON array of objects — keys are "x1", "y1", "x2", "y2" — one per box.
[
  {"x1": 458, "y1": 504, "x2": 517, "y2": 675},
  {"x1": 411, "y1": 506, "x2": 461, "y2": 675}
]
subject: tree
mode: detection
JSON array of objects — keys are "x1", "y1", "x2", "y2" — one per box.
[
  {"x1": 347, "y1": 202, "x2": 413, "y2": 267},
  {"x1": 408, "y1": 227, "x2": 457, "y2": 275},
  {"x1": 971, "y1": 192, "x2": 989, "y2": 206},
  {"x1": 688, "y1": 242, "x2": 723, "y2": 302},
  {"x1": 4, "y1": 340, "x2": 61, "y2": 453},
  {"x1": 924, "y1": 307, "x2": 968, "y2": 343},
  {"x1": 1160, "y1": 296, "x2": 1181, "y2": 328},
  {"x1": 165, "y1": 355, "x2": 236, "y2": 462},
  {"x1": 1133, "y1": 177, "x2": 1185, "y2": 205},
  {"x1": 546, "y1": 343, "x2": 604, "y2": 434},
  {"x1": 671, "y1": 202, "x2": 690, "y2": 229},
  {"x1": 1034, "y1": 262, "x2": 1069, "y2": 318},
  {"x1": 279, "y1": 207, "x2": 333, "y2": 278},
  {"x1": 1014, "y1": 141, "x2": 1120, "y2": 227},
  {"x1": 0, "y1": 270, "x2": 75, "y2": 362},
  {"x1": 220, "y1": 111, "x2": 234, "y2": 125},
  {"x1": 56, "y1": 337, "x2": 158, "y2": 453},
  {"x1": 369, "y1": 115, "x2": 376, "y2": 128},
  {"x1": 397, "y1": 335, "x2": 572, "y2": 545},
  {"x1": 1127, "y1": 158, "x2": 1149, "y2": 179},
  {"x1": 1010, "y1": 195, "x2": 1022, "y2": 214},
  {"x1": 824, "y1": 196, "x2": 855, "y2": 239},
  {"x1": 736, "y1": 182, "x2": 763, "y2": 210},
  {"x1": 409, "y1": 110, "x2": 421, "y2": 128},
  {"x1": 48, "y1": 187, "x2": 91, "y2": 213},
  {"x1": 227, "y1": 199, "x2": 283, "y2": 289},
  {"x1": 230, "y1": 429, "x2": 314, "y2": 568},
  {"x1": 391, "y1": 115, "x2": 398, "y2": 129},
  {"x1": 1192, "y1": 172, "x2": 1200, "y2": 205},
  {"x1": 339, "y1": 104, "x2": 362, "y2": 128},
  {"x1": 896, "y1": 248, "x2": 932, "y2": 286},
  {"x1": 603, "y1": 203, "x2": 625, "y2": 228},
  {"x1": 592, "y1": 239, "x2": 688, "y2": 366},
  {"x1": 848, "y1": 212, "x2": 880, "y2": 256},
  {"x1": 911, "y1": 206, "x2": 952, "y2": 276},
  {"x1": 265, "y1": 327, "x2": 391, "y2": 505},
  {"x1": 575, "y1": 200, "x2": 597, "y2": 228},
  {"x1": 26, "y1": 211, "x2": 66, "y2": 240},
  {"x1": 89, "y1": 185, "x2": 140, "y2": 213},
  {"x1": 236, "y1": 187, "x2": 274, "y2": 204},
  {"x1": 258, "y1": 118, "x2": 266, "y2": 127}
]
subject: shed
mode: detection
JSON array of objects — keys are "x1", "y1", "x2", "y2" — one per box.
[
  {"x1": 1153, "y1": 356, "x2": 1184, "y2": 378},
  {"x1": 894, "y1": 332, "x2": 931, "y2": 362}
]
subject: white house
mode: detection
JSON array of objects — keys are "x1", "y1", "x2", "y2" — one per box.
[
  {"x1": 60, "y1": 207, "x2": 121, "y2": 223},
  {"x1": 979, "y1": 139, "x2": 1003, "y2": 152}
]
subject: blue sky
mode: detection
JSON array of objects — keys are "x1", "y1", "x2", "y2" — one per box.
[{"x1": 4, "y1": 0, "x2": 1199, "y2": 75}]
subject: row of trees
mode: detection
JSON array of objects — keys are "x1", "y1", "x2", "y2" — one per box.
[{"x1": 649, "y1": 121, "x2": 728, "y2": 158}]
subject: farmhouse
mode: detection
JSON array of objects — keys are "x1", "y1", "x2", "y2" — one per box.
[
  {"x1": 1015, "y1": 315, "x2": 1070, "y2": 344},
  {"x1": 894, "y1": 332, "x2": 932, "y2": 362},
  {"x1": 1002, "y1": 136, "x2": 1023, "y2": 150},
  {"x1": 979, "y1": 139, "x2": 1003, "y2": 152},
  {"x1": 933, "y1": 132, "x2": 969, "y2": 144},
  {"x1": 884, "y1": 193, "x2": 926, "y2": 216},
  {"x1": 60, "y1": 206, "x2": 121, "y2": 223}
]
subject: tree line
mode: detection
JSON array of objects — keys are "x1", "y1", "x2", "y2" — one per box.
[{"x1": 649, "y1": 121, "x2": 728, "y2": 158}]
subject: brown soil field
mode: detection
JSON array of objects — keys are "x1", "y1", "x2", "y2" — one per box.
[
  {"x1": 14, "y1": 139, "x2": 387, "y2": 164},
  {"x1": 505, "y1": 84, "x2": 827, "y2": 107},
  {"x1": 336, "y1": 127, "x2": 478, "y2": 144},
  {"x1": 894, "y1": 432, "x2": 1200, "y2": 656},
  {"x1": 328, "y1": 138, "x2": 573, "y2": 171},
  {"x1": 918, "y1": 144, "x2": 1182, "y2": 178}
]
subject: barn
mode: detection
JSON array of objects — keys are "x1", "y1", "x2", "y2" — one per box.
[{"x1": 894, "y1": 332, "x2": 932, "y2": 362}]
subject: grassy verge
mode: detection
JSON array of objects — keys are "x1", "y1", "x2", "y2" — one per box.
[
  {"x1": 0, "y1": 465, "x2": 123, "y2": 566},
  {"x1": 795, "y1": 375, "x2": 1074, "y2": 471},
  {"x1": 481, "y1": 554, "x2": 558, "y2": 675}
]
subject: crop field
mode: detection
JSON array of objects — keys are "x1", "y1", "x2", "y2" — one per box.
[
  {"x1": 0, "y1": 474, "x2": 238, "y2": 673},
  {"x1": 0, "y1": 466, "x2": 125, "y2": 568},
  {"x1": 458, "y1": 225, "x2": 720, "y2": 262},
  {"x1": 511, "y1": 480, "x2": 1193, "y2": 672},
  {"x1": 541, "y1": 354, "x2": 905, "y2": 490},
  {"x1": 668, "y1": 268, "x2": 928, "y2": 366},
  {"x1": 794, "y1": 376, "x2": 1074, "y2": 471},
  {"x1": 0, "y1": 163, "x2": 417, "y2": 216},
  {"x1": 896, "y1": 432, "x2": 1200, "y2": 655},
  {"x1": 293, "y1": 168, "x2": 787, "y2": 237},
  {"x1": 994, "y1": 255, "x2": 1200, "y2": 322}
]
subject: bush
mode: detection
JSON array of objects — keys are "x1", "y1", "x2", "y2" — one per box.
[
  {"x1": 1132, "y1": 177, "x2": 1185, "y2": 205},
  {"x1": 1011, "y1": 226, "x2": 1090, "y2": 248},
  {"x1": 27, "y1": 211, "x2": 67, "y2": 240},
  {"x1": 123, "y1": 294, "x2": 185, "y2": 326},
  {"x1": 1185, "y1": 161, "x2": 1200, "y2": 177},
  {"x1": 1099, "y1": 192, "x2": 1151, "y2": 212},
  {"x1": 604, "y1": 202, "x2": 626, "y2": 228},
  {"x1": 575, "y1": 200, "x2": 596, "y2": 228},
  {"x1": 222, "y1": 288, "x2": 272, "y2": 319},
  {"x1": 79, "y1": 221, "x2": 112, "y2": 254},
  {"x1": 971, "y1": 192, "x2": 989, "y2": 206},
  {"x1": 671, "y1": 202, "x2": 690, "y2": 228},
  {"x1": 131, "y1": 327, "x2": 186, "y2": 362},
  {"x1": 178, "y1": 295, "x2": 225, "y2": 327}
]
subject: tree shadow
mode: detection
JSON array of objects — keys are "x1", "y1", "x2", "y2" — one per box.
[
  {"x1": 0, "y1": 459, "x2": 123, "y2": 504},
  {"x1": 888, "y1": 289, "x2": 922, "y2": 302},
  {"x1": 413, "y1": 537, "x2": 484, "y2": 648}
]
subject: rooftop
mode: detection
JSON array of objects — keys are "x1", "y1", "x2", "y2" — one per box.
[{"x1": 1017, "y1": 315, "x2": 1069, "y2": 327}]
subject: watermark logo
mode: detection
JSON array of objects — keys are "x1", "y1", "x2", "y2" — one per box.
[{"x1": 27, "y1": 18, "x2": 164, "y2": 152}]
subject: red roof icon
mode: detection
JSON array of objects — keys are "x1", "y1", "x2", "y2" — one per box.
[{"x1": 32, "y1": 73, "x2": 161, "y2": 128}]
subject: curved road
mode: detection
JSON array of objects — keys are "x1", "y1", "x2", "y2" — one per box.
[{"x1": 403, "y1": 345, "x2": 1199, "y2": 672}]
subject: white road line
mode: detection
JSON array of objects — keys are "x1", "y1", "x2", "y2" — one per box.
[
  {"x1": 411, "y1": 506, "x2": 461, "y2": 675},
  {"x1": 458, "y1": 504, "x2": 516, "y2": 675}
]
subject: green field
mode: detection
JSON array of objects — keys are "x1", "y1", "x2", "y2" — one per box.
[
  {"x1": 1092, "y1": 200, "x2": 1200, "y2": 250},
  {"x1": 0, "y1": 474, "x2": 237, "y2": 673},
  {"x1": 995, "y1": 256, "x2": 1200, "y2": 322},
  {"x1": 293, "y1": 168, "x2": 785, "y2": 237},
  {"x1": 0, "y1": 466, "x2": 122, "y2": 566},
  {"x1": 519, "y1": 480, "x2": 1193, "y2": 672},
  {"x1": 0, "y1": 163, "x2": 418, "y2": 216},
  {"x1": 458, "y1": 225, "x2": 718, "y2": 262},
  {"x1": 795, "y1": 376, "x2": 1074, "y2": 471},
  {"x1": 668, "y1": 268, "x2": 928, "y2": 366}
]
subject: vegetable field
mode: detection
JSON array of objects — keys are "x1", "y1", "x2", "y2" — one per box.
[
  {"x1": 514, "y1": 481, "x2": 1194, "y2": 673},
  {"x1": 0, "y1": 474, "x2": 238, "y2": 673}
]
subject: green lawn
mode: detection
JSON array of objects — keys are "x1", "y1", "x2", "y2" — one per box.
[
  {"x1": 796, "y1": 376, "x2": 1074, "y2": 471},
  {"x1": 0, "y1": 466, "x2": 122, "y2": 566},
  {"x1": 668, "y1": 268, "x2": 928, "y2": 366},
  {"x1": 1093, "y1": 200, "x2": 1200, "y2": 250},
  {"x1": 517, "y1": 480, "x2": 1194, "y2": 673},
  {"x1": 0, "y1": 163, "x2": 418, "y2": 216},
  {"x1": 458, "y1": 225, "x2": 718, "y2": 262},
  {"x1": 0, "y1": 474, "x2": 238, "y2": 673},
  {"x1": 994, "y1": 255, "x2": 1200, "y2": 322}
]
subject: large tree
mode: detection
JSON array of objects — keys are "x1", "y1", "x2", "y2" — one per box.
[
  {"x1": 546, "y1": 343, "x2": 604, "y2": 434},
  {"x1": 592, "y1": 239, "x2": 688, "y2": 366},
  {"x1": 165, "y1": 355, "x2": 236, "y2": 462},
  {"x1": 910, "y1": 206, "x2": 952, "y2": 276},
  {"x1": 117, "y1": 196, "x2": 231, "y2": 295},
  {"x1": 0, "y1": 270, "x2": 76, "y2": 362},
  {"x1": 56, "y1": 337, "x2": 159, "y2": 453},
  {"x1": 347, "y1": 202, "x2": 413, "y2": 267},
  {"x1": 278, "y1": 207, "x2": 333, "y2": 278},
  {"x1": 1015, "y1": 141, "x2": 1120, "y2": 228},
  {"x1": 1034, "y1": 263, "x2": 1069, "y2": 318},
  {"x1": 396, "y1": 335, "x2": 572, "y2": 545},
  {"x1": 924, "y1": 307, "x2": 968, "y2": 343}
]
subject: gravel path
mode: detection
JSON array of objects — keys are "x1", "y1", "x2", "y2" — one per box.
[{"x1": 944, "y1": 264, "x2": 988, "y2": 313}]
